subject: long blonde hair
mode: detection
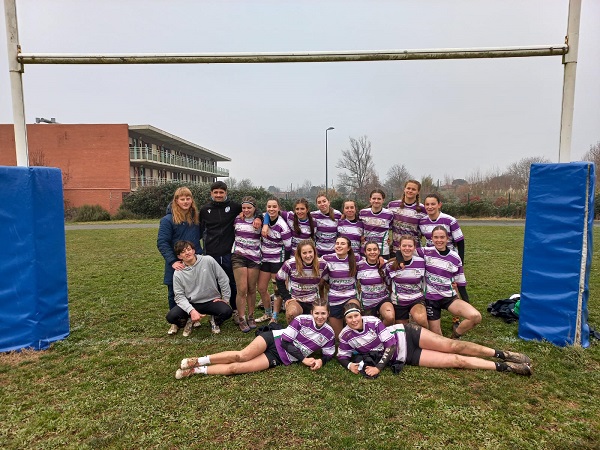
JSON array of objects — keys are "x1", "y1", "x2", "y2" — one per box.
[
  {"x1": 171, "y1": 187, "x2": 199, "y2": 225},
  {"x1": 295, "y1": 239, "x2": 320, "y2": 277}
]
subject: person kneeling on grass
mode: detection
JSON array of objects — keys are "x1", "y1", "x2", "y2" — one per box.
[
  {"x1": 337, "y1": 303, "x2": 532, "y2": 378},
  {"x1": 175, "y1": 297, "x2": 335, "y2": 379},
  {"x1": 166, "y1": 240, "x2": 233, "y2": 337}
]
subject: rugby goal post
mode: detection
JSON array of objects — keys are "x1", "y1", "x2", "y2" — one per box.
[{"x1": 2, "y1": 0, "x2": 589, "y2": 350}]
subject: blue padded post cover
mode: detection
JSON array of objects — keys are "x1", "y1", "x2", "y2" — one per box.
[
  {"x1": 0, "y1": 166, "x2": 69, "y2": 351},
  {"x1": 519, "y1": 162, "x2": 594, "y2": 347}
]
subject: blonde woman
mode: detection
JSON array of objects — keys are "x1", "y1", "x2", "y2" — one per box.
[{"x1": 157, "y1": 186, "x2": 202, "y2": 335}]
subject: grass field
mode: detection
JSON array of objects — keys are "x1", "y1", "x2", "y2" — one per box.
[{"x1": 1, "y1": 226, "x2": 599, "y2": 449}]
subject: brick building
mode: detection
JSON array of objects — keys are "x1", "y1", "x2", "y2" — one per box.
[{"x1": 0, "y1": 123, "x2": 230, "y2": 214}]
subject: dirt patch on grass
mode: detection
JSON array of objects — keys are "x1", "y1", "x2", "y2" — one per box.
[{"x1": 0, "y1": 349, "x2": 43, "y2": 367}]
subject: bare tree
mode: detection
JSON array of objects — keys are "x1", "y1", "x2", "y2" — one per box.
[
  {"x1": 420, "y1": 175, "x2": 436, "y2": 194},
  {"x1": 336, "y1": 136, "x2": 376, "y2": 199},
  {"x1": 383, "y1": 164, "x2": 413, "y2": 198},
  {"x1": 297, "y1": 179, "x2": 313, "y2": 197},
  {"x1": 581, "y1": 141, "x2": 600, "y2": 163},
  {"x1": 224, "y1": 177, "x2": 238, "y2": 189},
  {"x1": 443, "y1": 173, "x2": 454, "y2": 187},
  {"x1": 363, "y1": 169, "x2": 382, "y2": 199},
  {"x1": 237, "y1": 178, "x2": 254, "y2": 190},
  {"x1": 466, "y1": 167, "x2": 485, "y2": 185},
  {"x1": 505, "y1": 156, "x2": 551, "y2": 190},
  {"x1": 581, "y1": 141, "x2": 600, "y2": 183}
]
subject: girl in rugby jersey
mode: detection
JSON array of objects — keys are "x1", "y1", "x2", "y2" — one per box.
[
  {"x1": 311, "y1": 193, "x2": 342, "y2": 256},
  {"x1": 175, "y1": 298, "x2": 335, "y2": 379},
  {"x1": 338, "y1": 303, "x2": 532, "y2": 377},
  {"x1": 256, "y1": 198, "x2": 293, "y2": 324},
  {"x1": 337, "y1": 199, "x2": 364, "y2": 256},
  {"x1": 419, "y1": 226, "x2": 481, "y2": 338},
  {"x1": 356, "y1": 241, "x2": 395, "y2": 326},
  {"x1": 268, "y1": 198, "x2": 316, "y2": 255},
  {"x1": 385, "y1": 235, "x2": 428, "y2": 328},
  {"x1": 419, "y1": 193, "x2": 465, "y2": 263},
  {"x1": 321, "y1": 236, "x2": 361, "y2": 337},
  {"x1": 359, "y1": 189, "x2": 394, "y2": 259},
  {"x1": 387, "y1": 180, "x2": 426, "y2": 253},
  {"x1": 231, "y1": 196, "x2": 262, "y2": 333},
  {"x1": 275, "y1": 239, "x2": 328, "y2": 323}
]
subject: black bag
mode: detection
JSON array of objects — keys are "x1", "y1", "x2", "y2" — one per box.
[
  {"x1": 255, "y1": 322, "x2": 283, "y2": 336},
  {"x1": 487, "y1": 297, "x2": 519, "y2": 324}
]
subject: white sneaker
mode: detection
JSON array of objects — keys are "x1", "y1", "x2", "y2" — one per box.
[
  {"x1": 175, "y1": 368, "x2": 196, "y2": 379},
  {"x1": 180, "y1": 357, "x2": 199, "y2": 370},
  {"x1": 167, "y1": 324, "x2": 179, "y2": 335},
  {"x1": 182, "y1": 319, "x2": 194, "y2": 337},
  {"x1": 255, "y1": 313, "x2": 272, "y2": 323},
  {"x1": 209, "y1": 316, "x2": 221, "y2": 334}
]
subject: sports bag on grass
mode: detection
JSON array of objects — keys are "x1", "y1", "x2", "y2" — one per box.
[{"x1": 487, "y1": 295, "x2": 520, "y2": 324}]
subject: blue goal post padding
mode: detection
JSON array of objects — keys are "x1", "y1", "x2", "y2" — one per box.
[
  {"x1": 519, "y1": 162, "x2": 594, "y2": 347},
  {"x1": 0, "y1": 166, "x2": 69, "y2": 351}
]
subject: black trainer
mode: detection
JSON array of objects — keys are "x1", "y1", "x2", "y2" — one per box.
[
  {"x1": 506, "y1": 362, "x2": 533, "y2": 376},
  {"x1": 502, "y1": 351, "x2": 532, "y2": 365}
]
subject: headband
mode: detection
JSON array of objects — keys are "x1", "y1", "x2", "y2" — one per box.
[
  {"x1": 343, "y1": 307, "x2": 361, "y2": 317},
  {"x1": 241, "y1": 200, "x2": 256, "y2": 207}
]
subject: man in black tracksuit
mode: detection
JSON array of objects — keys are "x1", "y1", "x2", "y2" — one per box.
[{"x1": 199, "y1": 181, "x2": 261, "y2": 322}]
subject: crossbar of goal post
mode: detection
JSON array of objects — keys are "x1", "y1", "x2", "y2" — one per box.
[{"x1": 4, "y1": 0, "x2": 581, "y2": 167}]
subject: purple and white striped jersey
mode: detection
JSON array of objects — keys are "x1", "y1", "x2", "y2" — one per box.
[
  {"x1": 276, "y1": 258, "x2": 327, "y2": 303},
  {"x1": 386, "y1": 324, "x2": 408, "y2": 363},
  {"x1": 384, "y1": 256, "x2": 425, "y2": 306},
  {"x1": 337, "y1": 218, "x2": 364, "y2": 255},
  {"x1": 321, "y1": 253, "x2": 360, "y2": 306},
  {"x1": 232, "y1": 217, "x2": 261, "y2": 264},
  {"x1": 311, "y1": 209, "x2": 342, "y2": 256},
  {"x1": 281, "y1": 211, "x2": 314, "y2": 255},
  {"x1": 418, "y1": 247, "x2": 466, "y2": 301},
  {"x1": 337, "y1": 316, "x2": 394, "y2": 361},
  {"x1": 359, "y1": 208, "x2": 394, "y2": 256},
  {"x1": 419, "y1": 212, "x2": 464, "y2": 251},
  {"x1": 261, "y1": 215, "x2": 293, "y2": 263},
  {"x1": 387, "y1": 200, "x2": 426, "y2": 252},
  {"x1": 356, "y1": 260, "x2": 390, "y2": 309},
  {"x1": 273, "y1": 314, "x2": 335, "y2": 366}
]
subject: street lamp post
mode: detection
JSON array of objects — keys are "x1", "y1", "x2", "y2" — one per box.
[{"x1": 325, "y1": 126, "x2": 334, "y2": 195}]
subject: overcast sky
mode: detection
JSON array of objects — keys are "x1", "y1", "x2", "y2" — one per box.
[{"x1": 1, "y1": 0, "x2": 598, "y2": 191}]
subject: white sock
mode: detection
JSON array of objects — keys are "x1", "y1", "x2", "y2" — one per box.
[
  {"x1": 193, "y1": 366, "x2": 208, "y2": 375},
  {"x1": 198, "y1": 356, "x2": 211, "y2": 366}
]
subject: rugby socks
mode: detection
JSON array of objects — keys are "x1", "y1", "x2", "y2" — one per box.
[
  {"x1": 494, "y1": 350, "x2": 505, "y2": 360},
  {"x1": 197, "y1": 356, "x2": 211, "y2": 366},
  {"x1": 495, "y1": 362, "x2": 508, "y2": 372}
]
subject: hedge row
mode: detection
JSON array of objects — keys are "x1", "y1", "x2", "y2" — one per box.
[
  {"x1": 66, "y1": 183, "x2": 600, "y2": 221},
  {"x1": 442, "y1": 201, "x2": 528, "y2": 219}
]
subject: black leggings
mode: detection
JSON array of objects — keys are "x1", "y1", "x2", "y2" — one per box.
[
  {"x1": 166, "y1": 302, "x2": 232, "y2": 327},
  {"x1": 213, "y1": 254, "x2": 238, "y2": 311}
]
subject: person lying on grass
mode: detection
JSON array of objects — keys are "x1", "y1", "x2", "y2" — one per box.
[
  {"x1": 337, "y1": 302, "x2": 532, "y2": 379},
  {"x1": 175, "y1": 298, "x2": 335, "y2": 379},
  {"x1": 166, "y1": 240, "x2": 232, "y2": 337}
]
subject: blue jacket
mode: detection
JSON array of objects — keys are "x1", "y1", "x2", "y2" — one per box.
[{"x1": 157, "y1": 211, "x2": 203, "y2": 285}]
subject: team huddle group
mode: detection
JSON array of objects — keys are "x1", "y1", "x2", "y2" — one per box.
[{"x1": 157, "y1": 181, "x2": 533, "y2": 380}]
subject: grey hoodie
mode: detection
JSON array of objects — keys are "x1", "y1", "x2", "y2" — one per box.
[{"x1": 173, "y1": 255, "x2": 231, "y2": 314}]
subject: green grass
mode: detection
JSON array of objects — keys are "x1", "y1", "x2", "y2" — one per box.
[{"x1": 1, "y1": 226, "x2": 599, "y2": 449}]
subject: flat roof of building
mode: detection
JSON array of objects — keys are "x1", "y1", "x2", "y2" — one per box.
[{"x1": 129, "y1": 124, "x2": 231, "y2": 162}]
